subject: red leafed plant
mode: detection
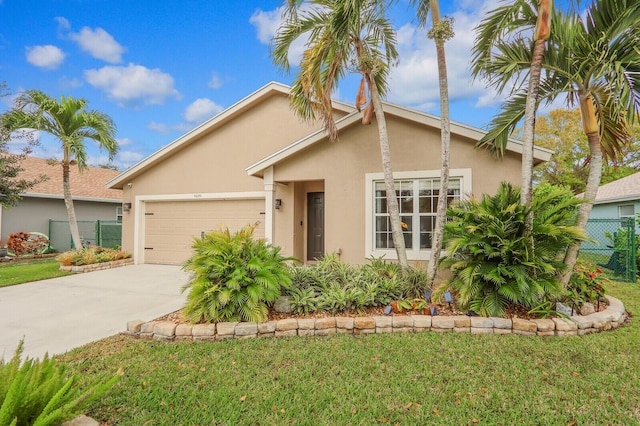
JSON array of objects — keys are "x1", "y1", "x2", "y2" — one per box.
[{"x1": 6, "y1": 232, "x2": 49, "y2": 256}]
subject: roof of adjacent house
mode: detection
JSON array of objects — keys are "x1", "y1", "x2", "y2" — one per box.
[
  {"x1": 594, "y1": 171, "x2": 640, "y2": 205},
  {"x1": 17, "y1": 156, "x2": 122, "y2": 202},
  {"x1": 107, "y1": 81, "x2": 554, "y2": 188}
]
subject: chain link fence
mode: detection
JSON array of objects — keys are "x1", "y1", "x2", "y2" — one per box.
[
  {"x1": 579, "y1": 218, "x2": 637, "y2": 282},
  {"x1": 48, "y1": 219, "x2": 122, "y2": 252}
]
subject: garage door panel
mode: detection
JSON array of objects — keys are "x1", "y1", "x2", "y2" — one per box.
[{"x1": 144, "y1": 199, "x2": 265, "y2": 265}]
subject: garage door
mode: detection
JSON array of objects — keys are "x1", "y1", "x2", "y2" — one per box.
[{"x1": 143, "y1": 199, "x2": 265, "y2": 265}]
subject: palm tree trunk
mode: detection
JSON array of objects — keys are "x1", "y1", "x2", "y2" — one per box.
[
  {"x1": 367, "y1": 75, "x2": 409, "y2": 271},
  {"x1": 427, "y1": 0, "x2": 451, "y2": 286},
  {"x1": 561, "y1": 95, "x2": 603, "y2": 285},
  {"x1": 521, "y1": 38, "x2": 545, "y2": 211},
  {"x1": 62, "y1": 154, "x2": 82, "y2": 250}
]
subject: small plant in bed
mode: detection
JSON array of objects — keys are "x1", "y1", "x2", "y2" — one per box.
[{"x1": 57, "y1": 246, "x2": 131, "y2": 266}]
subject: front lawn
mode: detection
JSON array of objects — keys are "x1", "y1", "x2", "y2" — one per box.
[
  {"x1": 58, "y1": 280, "x2": 640, "y2": 425},
  {"x1": 0, "y1": 258, "x2": 72, "y2": 287}
]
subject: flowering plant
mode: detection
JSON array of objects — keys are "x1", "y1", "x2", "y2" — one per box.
[{"x1": 565, "y1": 260, "x2": 608, "y2": 307}]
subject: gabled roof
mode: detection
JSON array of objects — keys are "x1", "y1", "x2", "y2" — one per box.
[
  {"x1": 594, "y1": 171, "x2": 640, "y2": 204},
  {"x1": 17, "y1": 157, "x2": 121, "y2": 202},
  {"x1": 246, "y1": 100, "x2": 553, "y2": 177},
  {"x1": 107, "y1": 81, "x2": 356, "y2": 189}
]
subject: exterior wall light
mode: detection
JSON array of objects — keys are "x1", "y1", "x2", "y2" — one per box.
[{"x1": 275, "y1": 199, "x2": 282, "y2": 210}]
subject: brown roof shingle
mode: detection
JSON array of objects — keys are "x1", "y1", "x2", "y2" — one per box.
[
  {"x1": 595, "y1": 171, "x2": 640, "y2": 204},
  {"x1": 17, "y1": 157, "x2": 122, "y2": 201}
]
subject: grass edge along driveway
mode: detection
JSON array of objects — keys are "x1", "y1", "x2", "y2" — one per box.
[{"x1": 0, "y1": 258, "x2": 72, "y2": 287}]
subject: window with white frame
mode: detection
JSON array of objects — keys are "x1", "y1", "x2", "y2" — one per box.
[
  {"x1": 116, "y1": 206, "x2": 123, "y2": 222},
  {"x1": 366, "y1": 169, "x2": 471, "y2": 260},
  {"x1": 619, "y1": 204, "x2": 635, "y2": 219},
  {"x1": 374, "y1": 178, "x2": 461, "y2": 250}
]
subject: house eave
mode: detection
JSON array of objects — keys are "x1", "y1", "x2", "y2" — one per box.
[
  {"x1": 107, "y1": 82, "x2": 356, "y2": 189},
  {"x1": 246, "y1": 100, "x2": 554, "y2": 176},
  {"x1": 21, "y1": 192, "x2": 122, "y2": 203},
  {"x1": 594, "y1": 195, "x2": 640, "y2": 205}
]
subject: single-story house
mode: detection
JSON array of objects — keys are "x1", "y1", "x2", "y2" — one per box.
[
  {"x1": 107, "y1": 82, "x2": 552, "y2": 266},
  {"x1": 0, "y1": 157, "x2": 122, "y2": 251},
  {"x1": 588, "y1": 171, "x2": 640, "y2": 225}
]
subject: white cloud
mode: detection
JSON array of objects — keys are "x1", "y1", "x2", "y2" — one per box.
[
  {"x1": 25, "y1": 45, "x2": 65, "y2": 70},
  {"x1": 116, "y1": 137, "x2": 133, "y2": 147},
  {"x1": 58, "y1": 76, "x2": 83, "y2": 89},
  {"x1": 54, "y1": 16, "x2": 70, "y2": 31},
  {"x1": 116, "y1": 150, "x2": 145, "y2": 168},
  {"x1": 184, "y1": 98, "x2": 223, "y2": 123},
  {"x1": 70, "y1": 26, "x2": 125, "y2": 63},
  {"x1": 147, "y1": 121, "x2": 171, "y2": 134},
  {"x1": 85, "y1": 63, "x2": 180, "y2": 106},
  {"x1": 208, "y1": 72, "x2": 222, "y2": 89},
  {"x1": 250, "y1": 6, "x2": 307, "y2": 65},
  {"x1": 249, "y1": 7, "x2": 285, "y2": 44}
]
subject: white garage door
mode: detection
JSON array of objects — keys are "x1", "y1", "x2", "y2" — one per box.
[{"x1": 143, "y1": 199, "x2": 265, "y2": 265}]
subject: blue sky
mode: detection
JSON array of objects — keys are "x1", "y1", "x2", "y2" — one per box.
[{"x1": 0, "y1": 0, "x2": 560, "y2": 170}]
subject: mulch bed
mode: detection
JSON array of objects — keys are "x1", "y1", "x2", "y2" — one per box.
[{"x1": 153, "y1": 300, "x2": 589, "y2": 325}]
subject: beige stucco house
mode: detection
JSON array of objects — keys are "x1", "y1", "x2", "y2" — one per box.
[{"x1": 107, "y1": 82, "x2": 551, "y2": 265}]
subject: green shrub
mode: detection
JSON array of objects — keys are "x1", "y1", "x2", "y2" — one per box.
[
  {"x1": 438, "y1": 182, "x2": 586, "y2": 317},
  {"x1": 564, "y1": 260, "x2": 609, "y2": 308},
  {"x1": 285, "y1": 256, "x2": 405, "y2": 314},
  {"x1": 0, "y1": 341, "x2": 119, "y2": 426},
  {"x1": 182, "y1": 224, "x2": 294, "y2": 323},
  {"x1": 56, "y1": 246, "x2": 131, "y2": 266}
]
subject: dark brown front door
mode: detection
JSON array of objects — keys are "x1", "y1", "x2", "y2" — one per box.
[{"x1": 307, "y1": 192, "x2": 325, "y2": 260}]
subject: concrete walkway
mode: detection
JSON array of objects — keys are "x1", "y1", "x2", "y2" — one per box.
[{"x1": 0, "y1": 264, "x2": 189, "y2": 361}]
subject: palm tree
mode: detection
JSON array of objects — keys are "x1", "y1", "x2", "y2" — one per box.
[
  {"x1": 272, "y1": 0, "x2": 409, "y2": 270},
  {"x1": 468, "y1": 0, "x2": 640, "y2": 283},
  {"x1": 1, "y1": 90, "x2": 118, "y2": 250},
  {"x1": 408, "y1": 0, "x2": 454, "y2": 285},
  {"x1": 471, "y1": 0, "x2": 553, "y2": 223}
]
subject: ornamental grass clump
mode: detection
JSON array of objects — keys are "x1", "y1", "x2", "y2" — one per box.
[
  {"x1": 182, "y1": 223, "x2": 295, "y2": 323},
  {"x1": 438, "y1": 182, "x2": 586, "y2": 317}
]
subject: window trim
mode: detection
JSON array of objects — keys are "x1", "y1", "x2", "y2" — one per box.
[
  {"x1": 618, "y1": 204, "x2": 635, "y2": 219},
  {"x1": 365, "y1": 169, "x2": 472, "y2": 261}
]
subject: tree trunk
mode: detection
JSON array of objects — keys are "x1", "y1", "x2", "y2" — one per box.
[
  {"x1": 427, "y1": 0, "x2": 451, "y2": 286},
  {"x1": 367, "y1": 75, "x2": 409, "y2": 271},
  {"x1": 561, "y1": 95, "x2": 603, "y2": 285},
  {"x1": 62, "y1": 151, "x2": 82, "y2": 250},
  {"x1": 521, "y1": 38, "x2": 546, "y2": 211}
]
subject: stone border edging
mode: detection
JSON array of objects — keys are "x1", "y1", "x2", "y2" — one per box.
[
  {"x1": 124, "y1": 295, "x2": 627, "y2": 341},
  {"x1": 59, "y1": 258, "x2": 133, "y2": 273}
]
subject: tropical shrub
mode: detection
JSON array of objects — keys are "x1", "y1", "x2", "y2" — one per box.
[
  {"x1": 438, "y1": 182, "x2": 586, "y2": 317},
  {"x1": 284, "y1": 256, "x2": 425, "y2": 315},
  {"x1": 0, "y1": 341, "x2": 119, "y2": 426},
  {"x1": 182, "y1": 224, "x2": 294, "y2": 323},
  {"x1": 564, "y1": 260, "x2": 608, "y2": 308},
  {"x1": 5, "y1": 232, "x2": 49, "y2": 256},
  {"x1": 56, "y1": 246, "x2": 131, "y2": 266}
]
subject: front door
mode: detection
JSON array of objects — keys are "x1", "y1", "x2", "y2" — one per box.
[{"x1": 307, "y1": 192, "x2": 325, "y2": 260}]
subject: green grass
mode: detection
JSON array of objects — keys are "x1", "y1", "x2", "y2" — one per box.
[
  {"x1": 58, "y1": 280, "x2": 640, "y2": 425},
  {"x1": 0, "y1": 258, "x2": 72, "y2": 287}
]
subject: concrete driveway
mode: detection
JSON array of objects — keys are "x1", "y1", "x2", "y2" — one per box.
[{"x1": 0, "y1": 264, "x2": 189, "y2": 361}]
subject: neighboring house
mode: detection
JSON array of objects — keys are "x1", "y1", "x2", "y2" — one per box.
[
  {"x1": 588, "y1": 171, "x2": 640, "y2": 227},
  {"x1": 0, "y1": 157, "x2": 122, "y2": 251},
  {"x1": 107, "y1": 82, "x2": 552, "y2": 266}
]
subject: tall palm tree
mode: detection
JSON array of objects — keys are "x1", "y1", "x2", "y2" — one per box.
[
  {"x1": 272, "y1": 0, "x2": 409, "y2": 270},
  {"x1": 471, "y1": 0, "x2": 553, "y2": 224},
  {"x1": 1, "y1": 90, "x2": 118, "y2": 250},
  {"x1": 468, "y1": 0, "x2": 640, "y2": 283},
  {"x1": 408, "y1": 0, "x2": 454, "y2": 285}
]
